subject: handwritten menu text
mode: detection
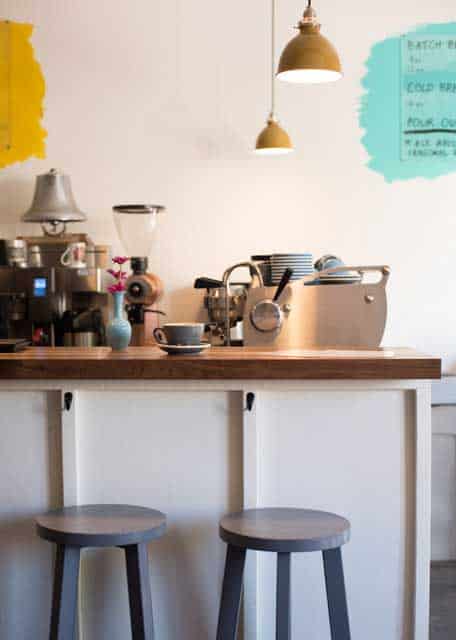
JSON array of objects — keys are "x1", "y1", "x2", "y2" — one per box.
[{"x1": 401, "y1": 34, "x2": 456, "y2": 160}]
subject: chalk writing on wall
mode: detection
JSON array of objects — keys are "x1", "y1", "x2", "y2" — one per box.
[
  {"x1": 401, "y1": 35, "x2": 456, "y2": 161},
  {"x1": 360, "y1": 23, "x2": 456, "y2": 182}
]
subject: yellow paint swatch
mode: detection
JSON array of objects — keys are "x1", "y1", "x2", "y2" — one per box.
[
  {"x1": 0, "y1": 22, "x2": 10, "y2": 149},
  {"x1": 0, "y1": 21, "x2": 46, "y2": 168}
]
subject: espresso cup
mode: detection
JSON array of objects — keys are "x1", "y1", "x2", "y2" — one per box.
[
  {"x1": 153, "y1": 323, "x2": 204, "y2": 346},
  {"x1": 61, "y1": 242, "x2": 86, "y2": 268}
]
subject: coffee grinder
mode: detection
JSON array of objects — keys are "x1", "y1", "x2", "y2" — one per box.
[{"x1": 113, "y1": 205, "x2": 165, "y2": 346}]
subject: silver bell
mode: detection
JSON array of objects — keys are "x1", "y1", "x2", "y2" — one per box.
[{"x1": 22, "y1": 169, "x2": 87, "y2": 229}]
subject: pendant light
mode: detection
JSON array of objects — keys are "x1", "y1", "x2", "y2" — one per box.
[
  {"x1": 277, "y1": 1, "x2": 342, "y2": 84},
  {"x1": 255, "y1": 0, "x2": 293, "y2": 155}
]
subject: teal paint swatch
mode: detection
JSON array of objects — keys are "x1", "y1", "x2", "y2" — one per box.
[{"x1": 360, "y1": 22, "x2": 456, "y2": 182}]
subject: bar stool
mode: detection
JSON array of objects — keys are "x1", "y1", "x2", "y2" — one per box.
[
  {"x1": 216, "y1": 507, "x2": 351, "y2": 640},
  {"x1": 36, "y1": 504, "x2": 166, "y2": 640}
]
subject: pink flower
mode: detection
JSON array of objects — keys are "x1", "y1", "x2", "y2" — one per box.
[
  {"x1": 107, "y1": 269, "x2": 127, "y2": 280},
  {"x1": 108, "y1": 282, "x2": 126, "y2": 294},
  {"x1": 107, "y1": 257, "x2": 128, "y2": 295}
]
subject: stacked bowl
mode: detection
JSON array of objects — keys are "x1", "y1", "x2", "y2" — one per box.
[
  {"x1": 252, "y1": 254, "x2": 314, "y2": 286},
  {"x1": 313, "y1": 254, "x2": 361, "y2": 285}
]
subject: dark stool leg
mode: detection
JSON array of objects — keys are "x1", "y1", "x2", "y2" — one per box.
[
  {"x1": 276, "y1": 552, "x2": 291, "y2": 640},
  {"x1": 124, "y1": 543, "x2": 155, "y2": 640},
  {"x1": 216, "y1": 544, "x2": 246, "y2": 640},
  {"x1": 323, "y1": 547, "x2": 351, "y2": 640},
  {"x1": 49, "y1": 544, "x2": 81, "y2": 640}
]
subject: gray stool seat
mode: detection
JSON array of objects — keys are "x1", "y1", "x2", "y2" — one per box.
[
  {"x1": 36, "y1": 504, "x2": 166, "y2": 547},
  {"x1": 36, "y1": 504, "x2": 166, "y2": 640},
  {"x1": 217, "y1": 507, "x2": 351, "y2": 640},
  {"x1": 220, "y1": 507, "x2": 350, "y2": 552}
]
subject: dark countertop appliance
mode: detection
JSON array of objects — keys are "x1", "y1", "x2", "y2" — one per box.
[{"x1": 0, "y1": 234, "x2": 109, "y2": 347}]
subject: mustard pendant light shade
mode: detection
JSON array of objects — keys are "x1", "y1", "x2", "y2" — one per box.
[
  {"x1": 254, "y1": 0, "x2": 293, "y2": 155},
  {"x1": 255, "y1": 116, "x2": 293, "y2": 155},
  {"x1": 277, "y1": 2, "x2": 342, "y2": 84}
]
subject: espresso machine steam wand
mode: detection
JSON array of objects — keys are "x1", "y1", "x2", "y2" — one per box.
[{"x1": 222, "y1": 262, "x2": 264, "y2": 346}]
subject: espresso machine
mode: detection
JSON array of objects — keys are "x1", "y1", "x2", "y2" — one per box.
[
  {"x1": 113, "y1": 205, "x2": 165, "y2": 345},
  {"x1": 0, "y1": 169, "x2": 110, "y2": 347},
  {"x1": 196, "y1": 259, "x2": 390, "y2": 349},
  {"x1": 194, "y1": 276, "x2": 249, "y2": 346}
]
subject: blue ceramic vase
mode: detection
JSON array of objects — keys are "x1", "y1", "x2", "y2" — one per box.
[{"x1": 106, "y1": 291, "x2": 132, "y2": 351}]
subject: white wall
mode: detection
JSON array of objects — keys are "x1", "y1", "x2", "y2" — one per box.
[
  {"x1": 432, "y1": 405, "x2": 456, "y2": 560},
  {"x1": 0, "y1": 0, "x2": 455, "y2": 369}
]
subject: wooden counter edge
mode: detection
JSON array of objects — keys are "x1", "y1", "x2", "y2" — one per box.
[{"x1": 0, "y1": 350, "x2": 442, "y2": 380}]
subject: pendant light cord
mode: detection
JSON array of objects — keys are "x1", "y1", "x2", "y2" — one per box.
[{"x1": 271, "y1": 0, "x2": 276, "y2": 117}]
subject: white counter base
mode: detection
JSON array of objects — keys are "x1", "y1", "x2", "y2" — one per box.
[{"x1": 0, "y1": 379, "x2": 432, "y2": 640}]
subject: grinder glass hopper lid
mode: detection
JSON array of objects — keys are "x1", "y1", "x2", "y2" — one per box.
[{"x1": 113, "y1": 204, "x2": 165, "y2": 257}]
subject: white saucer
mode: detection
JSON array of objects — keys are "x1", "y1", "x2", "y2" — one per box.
[{"x1": 158, "y1": 342, "x2": 211, "y2": 355}]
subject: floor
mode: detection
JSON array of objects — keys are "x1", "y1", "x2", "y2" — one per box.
[{"x1": 430, "y1": 563, "x2": 456, "y2": 639}]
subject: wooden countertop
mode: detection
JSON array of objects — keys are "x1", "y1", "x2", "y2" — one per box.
[{"x1": 0, "y1": 346, "x2": 441, "y2": 380}]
